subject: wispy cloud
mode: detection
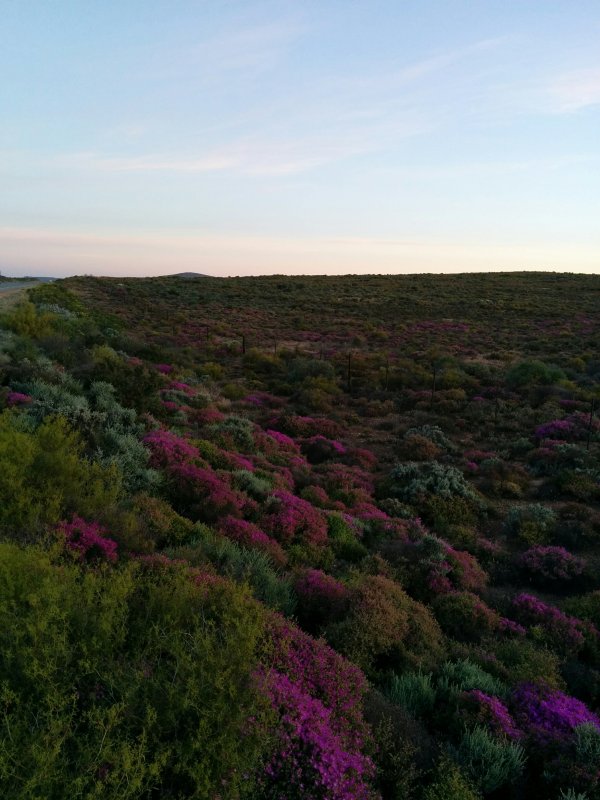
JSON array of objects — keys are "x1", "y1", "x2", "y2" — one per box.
[
  {"x1": 548, "y1": 67, "x2": 600, "y2": 112},
  {"x1": 140, "y1": 17, "x2": 306, "y2": 84}
]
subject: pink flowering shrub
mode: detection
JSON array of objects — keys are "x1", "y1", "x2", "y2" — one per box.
[
  {"x1": 270, "y1": 414, "x2": 342, "y2": 439},
  {"x1": 6, "y1": 391, "x2": 32, "y2": 406},
  {"x1": 258, "y1": 616, "x2": 377, "y2": 795},
  {"x1": 463, "y1": 690, "x2": 522, "y2": 739},
  {"x1": 155, "y1": 363, "x2": 174, "y2": 374},
  {"x1": 168, "y1": 461, "x2": 247, "y2": 521},
  {"x1": 399, "y1": 535, "x2": 487, "y2": 599},
  {"x1": 188, "y1": 406, "x2": 225, "y2": 426},
  {"x1": 165, "y1": 380, "x2": 196, "y2": 396},
  {"x1": 262, "y1": 490, "x2": 328, "y2": 547},
  {"x1": 499, "y1": 618, "x2": 527, "y2": 637},
  {"x1": 295, "y1": 569, "x2": 350, "y2": 631},
  {"x1": 219, "y1": 516, "x2": 287, "y2": 567},
  {"x1": 345, "y1": 447, "x2": 377, "y2": 470},
  {"x1": 535, "y1": 413, "x2": 600, "y2": 443},
  {"x1": 142, "y1": 428, "x2": 202, "y2": 468},
  {"x1": 519, "y1": 545, "x2": 586, "y2": 583},
  {"x1": 264, "y1": 429, "x2": 301, "y2": 451},
  {"x1": 59, "y1": 515, "x2": 118, "y2": 564},
  {"x1": 300, "y1": 435, "x2": 347, "y2": 464},
  {"x1": 317, "y1": 463, "x2": 374, "y2": 508},
  {"x1": 511, "y1": 593, "x2": 588, "y2": 651},
  {"x1": 535, "y1": 419, "x2": 575, "y2": 440}
]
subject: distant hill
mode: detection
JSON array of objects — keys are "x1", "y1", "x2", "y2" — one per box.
[{"x1": 171, "y1": 272, "x2": 210, "y2": 279}]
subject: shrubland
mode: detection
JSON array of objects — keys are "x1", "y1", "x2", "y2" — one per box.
[{"x1": 1, "y1": 271, "x2": 600, "y2": 798}]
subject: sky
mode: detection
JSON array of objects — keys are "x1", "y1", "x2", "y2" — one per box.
[{"x1": 1, "y1": 0, "x2": 599, "y2": 277}]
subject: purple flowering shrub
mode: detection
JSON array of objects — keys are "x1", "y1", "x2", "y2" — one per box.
[
  {"x1": 399, "y1": 533, "x2": 488, "y2": 599},
  {"x1": 143, "y1": 428, "x2": 202, "y2": 468},
  {"x1": 142, "y1": 428, "x2": 253, "y2": 521},
  {"x1": 463, "y1": 690, "x2": 522, "y2": 740},
  {"x1": 535, "y1": 413, "x2": 600, "y2": 442},
  {"x1": 295, "y1": 568, "x2": 350, "y2": 632},
  {"x1": 257, "y1": 614, "x2": 377, "y2": 799},
  {"x1": 270, "y1": 414, "x2": 343, "y2": 440},
  {"x1": 59, "y1": 514, "x2": 118, "y2": 563},
  {"x1": 6, "y1": 390, "x2": 33, "y2": 406},
  {"x1": 519, "y1": 545, "x2": 586, "y2": 585},
  {"x1": 262, "y1": 490, "x2": 329, "y2": 548},
  {"x1": 219, "y1": 515, "x2": 287, "y2": 567},
  {"x1": 512, "y1": 683, "x2": 600, "y2": 744},
  {"x1": 168, "y1": 461, "x2": 249, "y2": 521},
  {"x1": 300, "y1": 435, "x2": 347, "y2": 464},
  {"x1": 258, "y1": 671, "x2": 376, "y2": 800},
  {"x1": 511, "y1": 593, "x2": 591, "y2": 652}
]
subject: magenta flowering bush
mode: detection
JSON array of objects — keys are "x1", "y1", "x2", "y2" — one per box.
[
  {"x1": 155, "y1": 363, "x2": 174, "y2": 374},
  {"x1": 264, "y1": 429, "x2": 301, "y2": 451},
  {"x1": 168, "y1": 461, "x2": 247, "y2": 521},
  {"x1": 499, "y1": 617, "x2": 527, "y2": 637},
  {"x1": 258, "y1": 670, "x2": 376, "y2": 800},
  {"x1": 300, "y1": 435, "x2": 347, "y2": 464},
  {"x1": 266, "y1": 614, "x2": 372, "y2": 747},
  {"x1": 295, "y1": 569, "x2": 349, "y2": 631},
  {"x1": 219, "y1": 516, "x2": 287, "y2": 567},
  {"x1": 165, "y1": 380, "x2": 196, "y2": 396},
  {"x1": 316, "y1": 463, "x2": 374, "y2": 509},
  {"x1": 464, "y1": 690, "x2": 522, "y2": 739},
  {"x1": 189, "y1": 405, "x2": 226, "y2": 425},
  {"x1": 519, "y1": 545, "x2": 586, "y2": 583},
  {"x1": 59, "y1": 515, "x2": 118, "y2": 563},
  {"x1": 262, "y1": 490, "x2": 328, "y2": 547},
  {"x1": 535, "y1": 419, "x2": 577, "y2": 440},
  {"x1": 535, "y1": 413, "x2": 600, "y2": 443},
  {"x1": 512, "y1": 683, "x2": 600, "y2": 744},
  {"x1": 6, "y1": 391, "x2": 32, "y2": 406},
  {"x1": 143, "y1": 428, "x2": 202, "y2": 468},
  {"x1": 511, "y1": 593, "x2": 587, "y2": 650}
]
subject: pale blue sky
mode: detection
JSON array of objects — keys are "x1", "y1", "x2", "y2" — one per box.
[{"x1": 1, "y1": 1, "x2": 599, "y2": 276}]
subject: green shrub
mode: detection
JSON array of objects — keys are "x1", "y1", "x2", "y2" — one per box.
[
  {"x1": 172, "y1": 530, "x2": 296, "y2": 615},
  {"x1": 326, "y1": 575, "x2": 445, "y2": 675},
  {"x1": 423, "y1": 756, "x2": 481, "y2": 800},
  {"x1": 452, "y1": 725, "x2": 525, "y2": 794},
  {"x1": 209, "y1": 415, "x2": 255, "y2": 450},
  {"x1": 0, "y1": 543, "x2": 271, "y2": 799},
  {"x1": 486, "y1": 638, "x2": 563, "y2": 688},
  {"x1": 433, "y1": 592, "x2": 500, "y2": 642},
  {"x1": 506, "y1": 359, "x2": 565, "y2": 388},
  {"x1": 387, "y1": 461, "x2": 478, "y2": 503},
  {"x1": 231, "y1": 469, "x2": 273, "y2": 499},
  {"x1": 1, "y1": 301, "x2": 55, "y2": 338},
  {"x1": 438, "y1": 659, "x2": 506, "y2": 698},
  {"x1": 327, "y1": 512, "x2": 368, "y2": 562},
  {"x1": 559, "y1": 789, "x2": 589, "y2": 800},
  {"x1": 0, "y1": 411, "x2": 121, "y2": 535},
  {"x1": 574, "y1": 723, "x2": 600, "y2": 769},
  {"x1": 504, "y1": 503, "x2": 557, "y2": 545},
  {"x1": 385, "y1": 671, "x2": 436, "y2": 718}
]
